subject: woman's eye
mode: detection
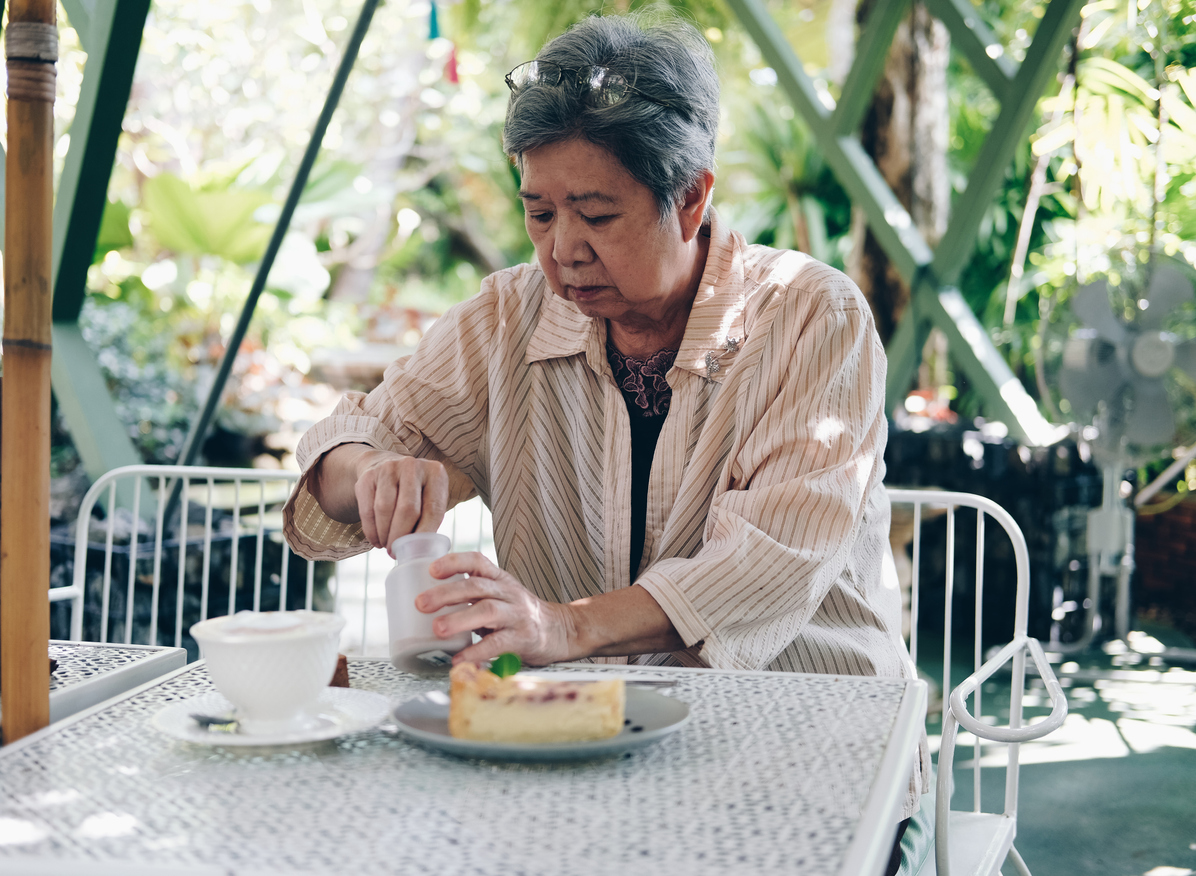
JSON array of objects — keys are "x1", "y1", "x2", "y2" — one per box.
[
  {"x1": 583, "y1": 215, "x2": 614, "y2": 226},
  {"x1": 528, "y1": 212, "x2": 553, "y2": 225}
]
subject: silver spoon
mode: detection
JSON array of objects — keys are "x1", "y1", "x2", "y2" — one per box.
[{"x1": 189, "y1": 713, "x2": 239, "y2": 732}]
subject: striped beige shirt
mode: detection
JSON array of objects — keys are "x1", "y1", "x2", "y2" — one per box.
[{"x1": 284, "y1": 211, "x2": 926, "y2": 814}]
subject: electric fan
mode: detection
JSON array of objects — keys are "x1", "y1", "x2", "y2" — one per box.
[{"x1": 1052, "y1": 257, "x2": 1196, "y2": 650}]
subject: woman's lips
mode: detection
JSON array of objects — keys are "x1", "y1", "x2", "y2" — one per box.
[{"x1": 567, "y1": 284, "x2": 605, "y2": 300}]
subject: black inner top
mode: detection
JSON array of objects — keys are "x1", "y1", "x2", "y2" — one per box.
[{"x1": 606, "y1": 340, "x2": 678, "y2": 580}]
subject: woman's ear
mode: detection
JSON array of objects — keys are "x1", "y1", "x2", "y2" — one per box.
[{"x1": 678, "y1": 169, "x2": 715, "y2": 243}]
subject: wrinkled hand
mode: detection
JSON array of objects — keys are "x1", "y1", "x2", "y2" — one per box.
[
  {"x1": 352, "y1": 450, "x2": 448, "y2": 554},
  {"x1": 416, "y1": 552, "x2": 577, "y2": 666}
]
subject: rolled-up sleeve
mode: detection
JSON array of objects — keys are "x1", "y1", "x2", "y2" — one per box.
[{"x1": 637, "y1": 295, "x2": 888, "y2": 671}]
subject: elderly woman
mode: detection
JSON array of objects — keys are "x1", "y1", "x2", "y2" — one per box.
[{"x1": 283, "y1": 15, "x2": 924, "y2": 868}]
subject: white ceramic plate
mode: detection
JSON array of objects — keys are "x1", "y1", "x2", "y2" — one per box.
[
  {"x1": 392, "y1": 686, "x2": 690, "y2": 762},
  {"x1": 152, "y1": 688, "x2": 391, "y2": 747}
]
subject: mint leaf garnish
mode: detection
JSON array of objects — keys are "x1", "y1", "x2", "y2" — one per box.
[{"x1": 489, "y1": 653, "x2": 522, "y2": 678}]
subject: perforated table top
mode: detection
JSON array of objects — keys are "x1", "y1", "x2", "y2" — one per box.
[
  {"x1": 44, "y1": 642, "x2": 174, "y2": 693},
  {"x1": 1, "y1": 641, "x2": 186, "y2": 725},
  {"x1": 0, "y1": 659, "x2": 922, "y2": 876}
]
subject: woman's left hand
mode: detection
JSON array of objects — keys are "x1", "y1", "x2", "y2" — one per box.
[{"x1": 415, "y1": 552, "x2": 578, "y2": 666}]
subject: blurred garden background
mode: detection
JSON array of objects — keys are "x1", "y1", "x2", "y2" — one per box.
[
  {"x1": 5, "y1": 3, "x2": 1196, "y2": 871},
  {"x1": 7, "y1": 0, "x2": 1196, "y2": 643},
  {"x1": 17, "y1": 0, "x2": 1148, "y2": 451}
]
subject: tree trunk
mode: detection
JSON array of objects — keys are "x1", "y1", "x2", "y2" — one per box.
[
  {"x1": 326, "y1": 52, "x2": 425, "y2": 304},
  {"x1": 847, "y1": 2, "x2": 950, "y2": 347},
  {"x1": 326, "y1": 103, "x2": 421, "y2": 303}
]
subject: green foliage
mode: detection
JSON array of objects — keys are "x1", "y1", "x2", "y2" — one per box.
[
  {"x1": 449, "y1": 0, "x2": 734, "y2": 62},
  {"x1": 94, "y1": 200, "x2": 134, "y2": 261},
  {"x1": 56, "y1": 0, "x2": 1196, "y2": 475},
  {"x1": 141, "y1": 173, "x2": 273, "y2": 263},
  {"x1": 80, "y1": 294, "x2": 197, "y2": 463},
  {"x1": 937, "y1": 0, "x2": 1196, "y2": 443},
  {"x1": 722, "y1": 105, "x2": 850, "y2": 265}
]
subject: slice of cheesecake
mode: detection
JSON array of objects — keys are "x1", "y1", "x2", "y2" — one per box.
[{"x1": 448, "y1": 662, "x2": 625, "y2": 743}]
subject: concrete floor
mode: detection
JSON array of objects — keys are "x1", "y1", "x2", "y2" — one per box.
[{"x1": 927, "y1": 626, "x2": 1196, "y2": 876}]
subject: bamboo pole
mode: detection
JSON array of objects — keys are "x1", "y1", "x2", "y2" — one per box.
[{"x1": 1, "y1": 0, "x2": 57, "y2": 745}]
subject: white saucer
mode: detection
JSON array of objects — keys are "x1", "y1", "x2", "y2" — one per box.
[
  {"x1": 152, "y1": 688, "x2": 391, "y2": 747},
  {"x1": 392, "y1": 686, "x2": 689, "y2": 762}
]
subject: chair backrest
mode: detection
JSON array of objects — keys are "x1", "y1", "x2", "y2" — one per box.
[
  {"x1": 886, "y1": 488, "x2": 1029, "y2": 719},
  {"x1": 885, "y1": 488, "x2": 1065, "y2": 830},
  {"x1": 54, "y1": 464, "x2": 490, "y2": 659}
]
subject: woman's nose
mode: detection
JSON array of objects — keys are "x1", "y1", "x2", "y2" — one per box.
[{"x1": 551, "y1": 217, "x2": 593, "y2": 266}]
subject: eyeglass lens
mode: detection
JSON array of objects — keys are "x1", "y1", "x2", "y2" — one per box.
[
  {"x1": 509, "y1": 61, "x2": 634, "y2": 107},
  {"x1": 584, "y1": 67, "x2": 630, "y2": 105},
  {"x1": 531, "y1": 61, "x2": 563, "y2": 87}
]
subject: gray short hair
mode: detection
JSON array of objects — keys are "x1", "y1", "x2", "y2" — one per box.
[{"x1": 502, "y1": 14, "x2": 719, "y2": 221}]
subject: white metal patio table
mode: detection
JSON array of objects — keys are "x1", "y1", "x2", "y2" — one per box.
[
  {"x1": 0, "y1": 658, "x2": 925, "y2": 876},
  {"x1": 0, "y1": 641, "x2": 186, "y2": 726}
]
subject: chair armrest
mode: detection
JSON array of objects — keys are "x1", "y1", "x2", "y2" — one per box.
[
  {"x1": 934, "y1": 637, "x2": 1066, "y2": 876},
  {"x1": 948, "y1": 635, "x2": 1068, "y2": 743}
]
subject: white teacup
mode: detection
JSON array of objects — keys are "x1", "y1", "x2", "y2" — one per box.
[
  {"x1": 385, "y1": 533, "x2": 471, "y2": 675},
  {"x1": 190, "y1": 610, "x2": 345, "y2": 736}
]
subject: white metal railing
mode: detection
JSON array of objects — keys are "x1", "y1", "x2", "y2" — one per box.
[
  {"x1": 55, "y1": 464, "x2": 490, "y2": 656},
  {"x1": 886, "y1": 488, "x2": 1068, "y2": 876}
]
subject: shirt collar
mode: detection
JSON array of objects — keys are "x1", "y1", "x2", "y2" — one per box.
[
  {"x1": 524, "y1": 208, "x2": 746, "y2": 384},
  {"x1": 674, "y1": 209, "x2": 746, "y2": 384}
]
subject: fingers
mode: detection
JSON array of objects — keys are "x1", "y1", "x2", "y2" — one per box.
[
  {"x1": 414, "y1": 464, "x2": 449, "y2": 534},
  {"x1": 431, "y1": 598, "x2": 504, "y2": 639},
  {"x1": 413, "y1": 560, "x2": 528, "y2": 647},
  {"x1": 355, "y1": 476, "x2": 382, "y2": 550},
  {"x1": 417, "y1": 562, "x2": 505, "y2": 613},
  {"x1": 412, "y1": 562, "x2": 570, "y2": 666},
  {"x1": 452, "y1": 628, "x2": 527, "y2": 666},
  {"x1": 429, "y1": 550, "x2": 501, "y2": 581},
  {"x1": 351, "y1": 455, "x2": 449, "y2": 553},
  {"x1": 385, "y1": 467, "x2": 426, "y2": 553},
  {"x1": 374, "y1": 476, "x2": 404, "y2": 551}
]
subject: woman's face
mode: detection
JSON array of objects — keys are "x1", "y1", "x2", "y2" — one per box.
[{"x1": 519, "y1": 139, "x2": 707, "y2": 329}]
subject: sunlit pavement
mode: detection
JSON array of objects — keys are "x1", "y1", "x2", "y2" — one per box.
[{"x1": 926, "y1": 627, "x2": 1196, "y2": 876}]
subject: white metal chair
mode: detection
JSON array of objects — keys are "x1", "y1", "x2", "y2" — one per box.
[
  {"x1": 52, "y1": 464, "x2": 490, "y2": 657},
  {"x1": 887, "y1": 489, "x2": 1068, "y2": 876}
]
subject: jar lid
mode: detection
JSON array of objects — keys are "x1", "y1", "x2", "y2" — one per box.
[{"x1": 390, "y1": 532, "x2": 451, "y2": 565}]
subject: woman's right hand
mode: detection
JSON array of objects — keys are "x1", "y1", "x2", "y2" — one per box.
[
  {"x1": 312, "y1": 445, "x2": 449, "y2": 555},
  {"x1": 353, "y1": 450, "x2": 449, "y2": 553}
]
